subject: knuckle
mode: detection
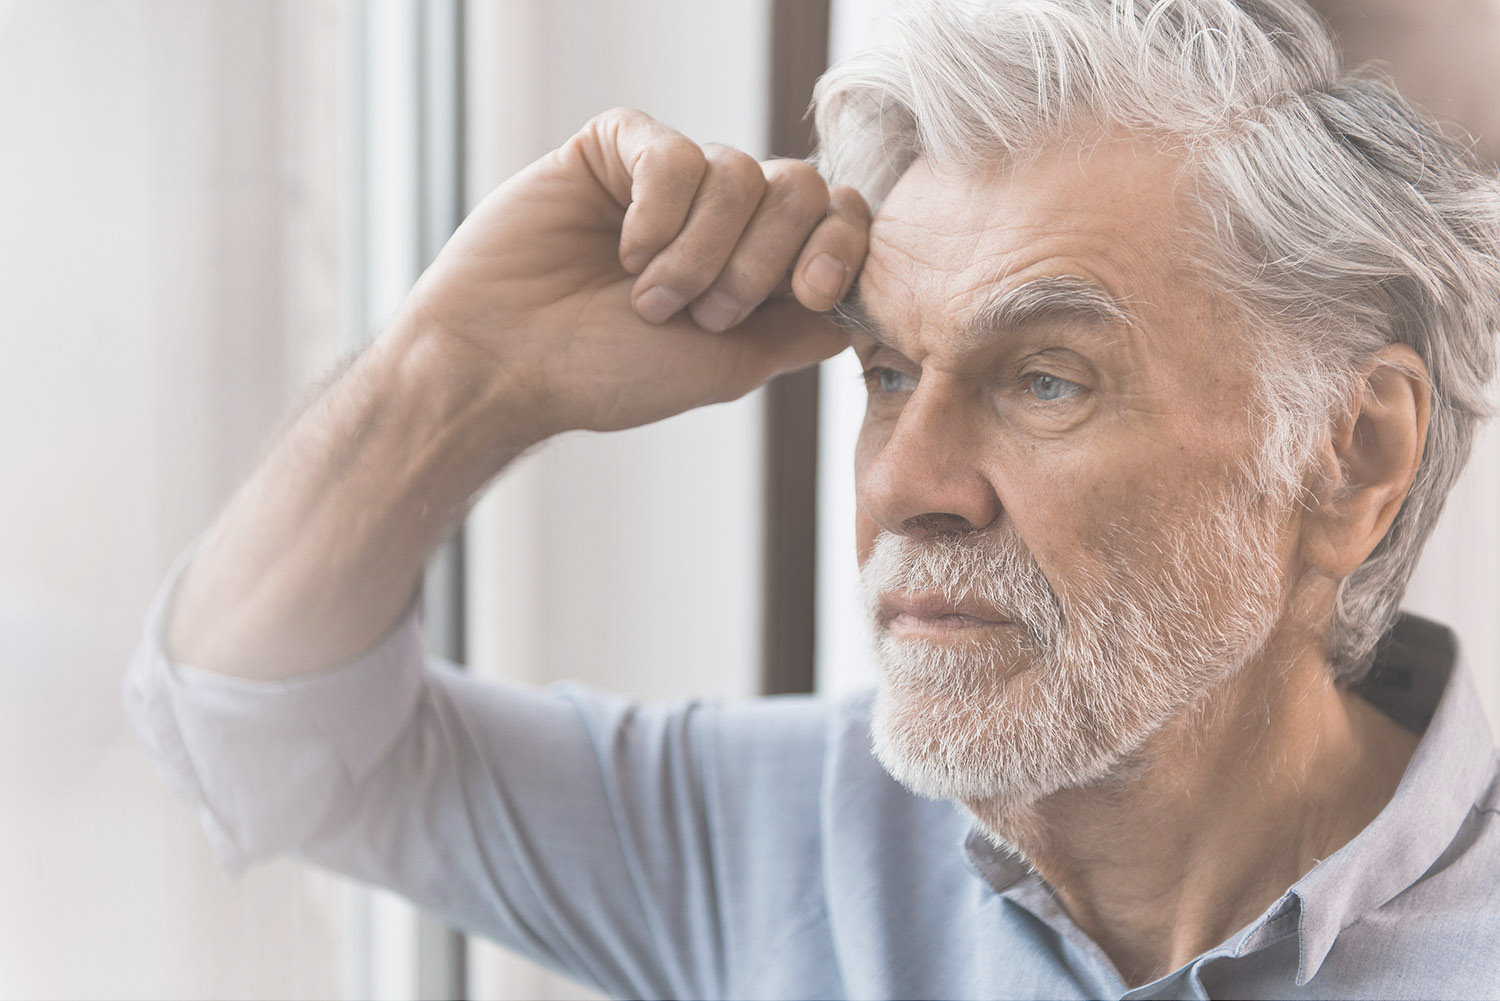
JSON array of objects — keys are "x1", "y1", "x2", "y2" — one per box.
[
  {"x1": 830, "y1": 184, "x2": 873, "y2": 224},
  {"x1": 592, "y1": 105, "x2": 645, "y2": 130},
  {"x1": 635, "y1": 142, "x2": 706, "y2": 200},
  {"x1": 705, "y1": 145, "x2": 765, "y2": 186},
  {"x1": 701, "y1": 142, "x2": 747, "y2": 164},
  {"x1": 657, "y1": 132, "x2": 706, "y2": 169},
  {"x1": 767, "y1": 158, "x2": 828, "y2": 190},
  {"x1": 771, "y1": 168, "x2": 831, "y2": 218}
]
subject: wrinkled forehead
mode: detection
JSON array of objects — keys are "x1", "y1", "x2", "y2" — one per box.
[{"x1": 857, "y1": 140, "x2": 1208, "y2": 336}]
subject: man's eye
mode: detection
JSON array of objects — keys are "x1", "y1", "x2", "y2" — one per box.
[
  {"x1": 860, "y1": 367, "x2": 918, "y2": 395},
  {"x1": 1027, "y1": 372, "x2": 1083, "y2": 402}
]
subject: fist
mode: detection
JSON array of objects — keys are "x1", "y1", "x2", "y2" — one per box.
[{"x1": 401, "y1": 107, "x2": 871, "y2": 437}]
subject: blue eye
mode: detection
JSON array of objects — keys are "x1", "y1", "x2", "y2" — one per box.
[
  {"x1": 861, "y1": 367, "x2": 918, "y2": 395},
  {"x1": 1028, "y1": 373, "x2": 1082, "y2": 402}
]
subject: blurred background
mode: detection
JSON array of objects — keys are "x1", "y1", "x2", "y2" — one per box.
[{"x1": 0, "y1": 1, "x2": 1495, "y2": 999}]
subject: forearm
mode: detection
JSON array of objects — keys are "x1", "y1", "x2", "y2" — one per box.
[
  {"x1": 166, "y1": 313, "x2": 540, "y2": 680},
  {"x1": 161, "y1": 107, "x2": 866, "y2": 680}
]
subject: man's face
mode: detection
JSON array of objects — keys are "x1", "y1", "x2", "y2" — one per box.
[{"x1": 849, "y1": 138, "x2": 1302, "y2": 812}]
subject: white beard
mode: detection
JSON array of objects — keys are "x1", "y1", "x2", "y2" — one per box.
[{"x1": 860, "y1": 488, "x2": 1288, "y2": 812}]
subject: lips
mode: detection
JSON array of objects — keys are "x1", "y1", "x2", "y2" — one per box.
[{"x1": 878, "y1": 591, "x2": 1013, "y2": 630}]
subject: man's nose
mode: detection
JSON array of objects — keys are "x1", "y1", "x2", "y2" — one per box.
[{"x1": 858, "y1": 382, "x2": 1001, "y2": 540}]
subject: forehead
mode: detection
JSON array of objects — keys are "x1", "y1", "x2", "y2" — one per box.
[{"x1": 859, "y1": 138, "x2": 1203, "y2": 338}]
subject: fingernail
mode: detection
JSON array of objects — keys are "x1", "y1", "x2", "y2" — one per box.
[
  {"x1": 805, "y1": 253, "x2": 847, "y2": 299},
  {"x1": 622, "y1": 250, "x2": 650, "y2": 274},
  {"x1": 637, "y1": 286, "x2": 685, "y2": 324},
  {"x1": 693, "y1": 290, "x2": 742, "y2": 331}
]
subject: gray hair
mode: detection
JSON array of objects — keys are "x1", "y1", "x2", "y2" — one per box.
[{"x1": 813, "y1": 0, "x2": 1500, "y2": 681}]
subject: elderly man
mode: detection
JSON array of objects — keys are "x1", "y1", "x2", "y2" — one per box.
[{"x1": 126, "y1": 0, "x2": 1500, "y2": 997}]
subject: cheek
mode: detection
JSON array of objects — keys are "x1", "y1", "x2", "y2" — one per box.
[
  {"x1": 1020, "y1": 464, "x2": 1216, "y2": 589},
  {"x1": 853, "y1": 416, "x2": 892, "y2": 562},
  {"x1": 998, "y1": 452, "x2": 1145, "y2": 573}
]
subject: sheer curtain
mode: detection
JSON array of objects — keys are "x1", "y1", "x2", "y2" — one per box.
[{"x1": 0, "y1": 2, "x2": 351, "y2": 998}]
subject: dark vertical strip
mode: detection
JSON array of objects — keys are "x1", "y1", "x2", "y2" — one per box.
[
  {"x1": 419, "y1": 0, "x2": 468, "y2": 670},
  {"x1": 416, "y1": 4, "x2": 469, "y2": 999},
  {"x1": 446, "y1": 6, "x2": 469, "y2": 994},
  {"x1": 762, "y1": 0, "x2": 831, "y2": 696}
]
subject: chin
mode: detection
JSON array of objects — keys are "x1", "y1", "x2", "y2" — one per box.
[
  {"x1": 869, "y1": 667, "x2": 1125, "y2": 809},
  {"x1": 871, "y1": 681, "x2": 1020, "y2": 803}
]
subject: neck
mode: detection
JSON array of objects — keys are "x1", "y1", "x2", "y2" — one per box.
[{"x1": 966, "y1": 628, "x2": 1419, "y2": 988}]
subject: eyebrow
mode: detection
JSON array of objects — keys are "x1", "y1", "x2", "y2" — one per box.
[{"x1": 833, "y1": 275, "x2": 1134, "y2": 352}]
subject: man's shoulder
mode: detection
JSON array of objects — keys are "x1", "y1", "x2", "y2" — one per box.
[
  {"x1": 1327, "y1": 811, "x2": 1500, "y2": 993},
  {"x1": 1372, "y1": 787, "x2": 1500, "y2": 929}
]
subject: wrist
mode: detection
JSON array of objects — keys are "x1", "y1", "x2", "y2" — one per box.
[{"x1": 373, "y1": 303, "x2": 557, "y2": 469}]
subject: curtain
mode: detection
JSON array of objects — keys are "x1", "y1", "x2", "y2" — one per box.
[{"x1": 0, "y1": 3, "x2": 350, "y2": 997}]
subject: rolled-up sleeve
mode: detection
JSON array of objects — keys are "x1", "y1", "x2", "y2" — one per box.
[
  {"x1": 121, "y1": 547, "x2": 426, "y2": 871},
  {"x1": 121, "y1": 549, "x2": 834, "y2": 999}
]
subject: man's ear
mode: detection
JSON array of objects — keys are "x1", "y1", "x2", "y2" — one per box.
[{"x1": 1300, "y1": 344, "x2": 1431, "y2": 580}]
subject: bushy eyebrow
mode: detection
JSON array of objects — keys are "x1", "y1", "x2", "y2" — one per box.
[
  {"x1": 970, "y1": 275, "x2": 1131, "y2": 339},
  {"x1": 832, "y1": 275, "x2": 1133, "y2": 353},
  {"x1": 829, "y1": 286, "x2": 881, "y2": 340}
]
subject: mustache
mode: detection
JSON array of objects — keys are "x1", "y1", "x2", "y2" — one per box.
[{"x1": 857, "y1": 530, "x2": 1064, "y2": 643}]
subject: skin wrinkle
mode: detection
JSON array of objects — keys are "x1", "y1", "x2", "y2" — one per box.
[
  {"x1": 852, "y1": 140, "x2": 1422, "y2": 987},
  {"x1": 837, "y1": 273, "x2": 1137, "y2": 356}
]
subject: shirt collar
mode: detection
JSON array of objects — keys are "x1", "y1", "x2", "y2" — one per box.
[
  {"x1": 961, "y1": 613, "x2": 1497, "y2": 986},
  {"x1": 1286, "y1": 613, "x2": 1496, "y2": 984},
  {"x1": 962, "y1": 824, "x2": 1032, "y2": 891}
]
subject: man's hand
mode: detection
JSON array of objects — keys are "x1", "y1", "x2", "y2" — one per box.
[
  {"x1": 166, "y1": 108, "x2": 869, "y2": 680},
  {"x1": 401, "y1": 106, "x2": 870, "y2": 436}
]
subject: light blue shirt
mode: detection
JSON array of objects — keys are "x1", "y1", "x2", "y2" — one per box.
[{"x1": 124, "y1": 558, "x2": 1500, "y2": 1000}]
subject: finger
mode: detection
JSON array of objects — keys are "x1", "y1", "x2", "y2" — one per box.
[
  {"x1": 631, "y1": 144, "x2": 767, "y2": 325},
  {"x1": 574, "y1": 108, "x2": 709, "y2": 276},
  {"x1": 707, "y1": 299, "x2": 852, "y2": 404},
  {"x1": 687, "y1": 159, "x2": 830, "y2": 332},
  {"x1": 790, "y1": 185, "x2": 872, "y2": 311},
  {"x1": 616, "y1": 137, "x2": 708, "y2": 275}
]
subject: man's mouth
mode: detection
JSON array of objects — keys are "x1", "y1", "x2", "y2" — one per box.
[{"x1": 878, "y1": 591, "x2": 1014, "y2": 635}]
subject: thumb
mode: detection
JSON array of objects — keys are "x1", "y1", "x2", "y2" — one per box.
[{"x1": 713, "y1": 299, "x2": 851, "y2": 400}]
